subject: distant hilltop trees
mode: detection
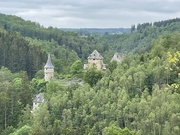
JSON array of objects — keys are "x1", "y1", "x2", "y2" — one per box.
[
  {"x1": 60, "y1": 28, "x2": 131, "y2": 36},
  {"x1": 131, "y1": 18, "x2": 180, "y2": 33}
]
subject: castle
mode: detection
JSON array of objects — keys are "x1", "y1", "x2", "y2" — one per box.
[
  {"x1": 84, "y1": 50, "x2": 106, "y2": 70},
  {"x1": 43, "y1": 51, "x2": 122, "y2": 80},
  {"x1": 44, "y1": 54, "x2": 54, "y2": 81}
]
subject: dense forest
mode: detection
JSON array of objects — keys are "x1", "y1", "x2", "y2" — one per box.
[
  {"x1": 0, "y1": 13, "x2": 180, "y2": 135},
  {"x1": 60, "y1": 28, "x2": 130, "y2": 35}
]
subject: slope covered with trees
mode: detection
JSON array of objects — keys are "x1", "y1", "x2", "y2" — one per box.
[
  {"x1": 0, "y1": 13, "x2": 180, "y2": 134},
  {"x1": 0, "y1": 14, "x2": 83, "y2": 76},
  {"x1": 0, "y1": 29, "x2": 46, "y2": 78},
  {"x1": 0, "y1": 13, "x2": 97, "y2": 61},
  {"x1": 1, "y1": 31, "x2": 180, "y2": 135},
  {"x1": 1, "y1": 13, "x2": 180, "y2": 74},
  {"x1": 96, "y1": 18, "x2": 180, "y2": 54}
]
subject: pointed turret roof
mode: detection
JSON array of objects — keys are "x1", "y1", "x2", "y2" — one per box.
[
  {"x1": 44, "y1": 54, "x2": 54, "y2": 68},
  {"x1": 88, "y1": 50, "x2": 103, "y2": 60}
]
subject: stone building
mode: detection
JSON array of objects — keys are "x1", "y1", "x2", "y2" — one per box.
[
  {"x1": 44, "y1": 54, "x2": 54, "y2": 81},
  {"x1": 84, "y1": 50, "x2": 106, "y2": 70},
  {"x1": 32, "y1": 93, "x2": 44, "y2": 111},
  {"x1": 111, "y1": 53, "x2": 123, "y2": 63}
]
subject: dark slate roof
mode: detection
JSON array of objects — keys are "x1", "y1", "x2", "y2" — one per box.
[
  {"x1": 33, "y1": 93, "x2": 44, "y2": 103},
  {"x1": 44, "y1": 54, "x2": 54, "y2": 68},
  {"x1": 88, "y1": 50, "x2": 103, "y2": 60}
]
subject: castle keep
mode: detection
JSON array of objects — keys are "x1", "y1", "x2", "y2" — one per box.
[{"x1": 84, "y1": 50, "x2": 106, "y2": 70}]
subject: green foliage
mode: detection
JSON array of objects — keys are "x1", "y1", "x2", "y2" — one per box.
[
  {"x1": 95, "y1": 18, "x2": 180, "y2": 54},
  {"x1": 70, "y1": 60, "x2": 83, "y2": 77},
  {"x1": 103, "y1": 125, "x2": 135, "y2": 135},
  {"x1": 0, "y1": 69, "x2": 32, "y2": 134},
  {"x1": 31, "y1": 103, "x2": 51, "y2": 135},
  {"x1": 10, "y1": 125, "x2": 31, "y2": 135},
  {"x1": 30, "y1": 78, "x2": 47, "y2": 94},
  {"x1": 34, "y1": 70, "x2": 44, "y2": 79},
  {"x1": 108, "y1": 60, "x2": 118, "y2": 73},
  {"x1": 0, "y1": 31, "x2": 46, "y2": 78},
  {"x1": 18, "y1": 105, "x2": 33, "y2": 128},
  {"x1": 2, "y1": 32, "x2": 180, "y2": 134},
  {"x1": 84, "y1": 68, "x2": 103, "y2": 86}
]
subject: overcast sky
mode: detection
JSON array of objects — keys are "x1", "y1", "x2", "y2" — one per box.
[{"x1": 0, "y1": 0, "x2": 180, "y2": 28}]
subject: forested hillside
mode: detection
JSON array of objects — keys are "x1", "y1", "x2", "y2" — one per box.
[
  {"x1": 0, "y1": 13, "x2": 180, "y2": 135},
  {"x1": 0, "y1": 29, "x2": 46, "y2": 78},
  {"x1": 60, "y1": 28, "x2": 131, "y2": 35},
  {"x1": 1, "y1": 13, "x2": 180, "y2": 72},
  {"x1": 0, "y1": 13, "x2": 97, "y2": 75},
  {"x1": 96, "y1": 18, "x2": 180, "y2": 54}
]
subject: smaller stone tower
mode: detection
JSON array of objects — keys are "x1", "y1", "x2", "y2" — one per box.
[
  {"x1": 111, "y1": 53, "x2": 123, "y2": 63},
  {"x1": 44, "y1": 54, "x2": 54, "y2": 81}
]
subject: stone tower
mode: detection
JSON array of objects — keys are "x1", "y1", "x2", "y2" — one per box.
[
  {"x1": 84, "y1": 50, "x2": 106, "y2": 70},
  {"x1": 44, "y1": 54, "x2": 54, "y2": 81}
]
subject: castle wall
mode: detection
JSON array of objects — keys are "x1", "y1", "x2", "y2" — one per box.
[{"x1": 88, "y1": 59, "x2": 104, "y2": 70}]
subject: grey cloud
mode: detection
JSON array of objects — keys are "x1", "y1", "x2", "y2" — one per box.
[{"x1": 0, "y1": 0, "x2": 180, "y2": 28}]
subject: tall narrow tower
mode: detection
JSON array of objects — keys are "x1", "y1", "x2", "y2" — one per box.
[{"x1": 44, "y1": 54, "x2": 54, "y2": 81}]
